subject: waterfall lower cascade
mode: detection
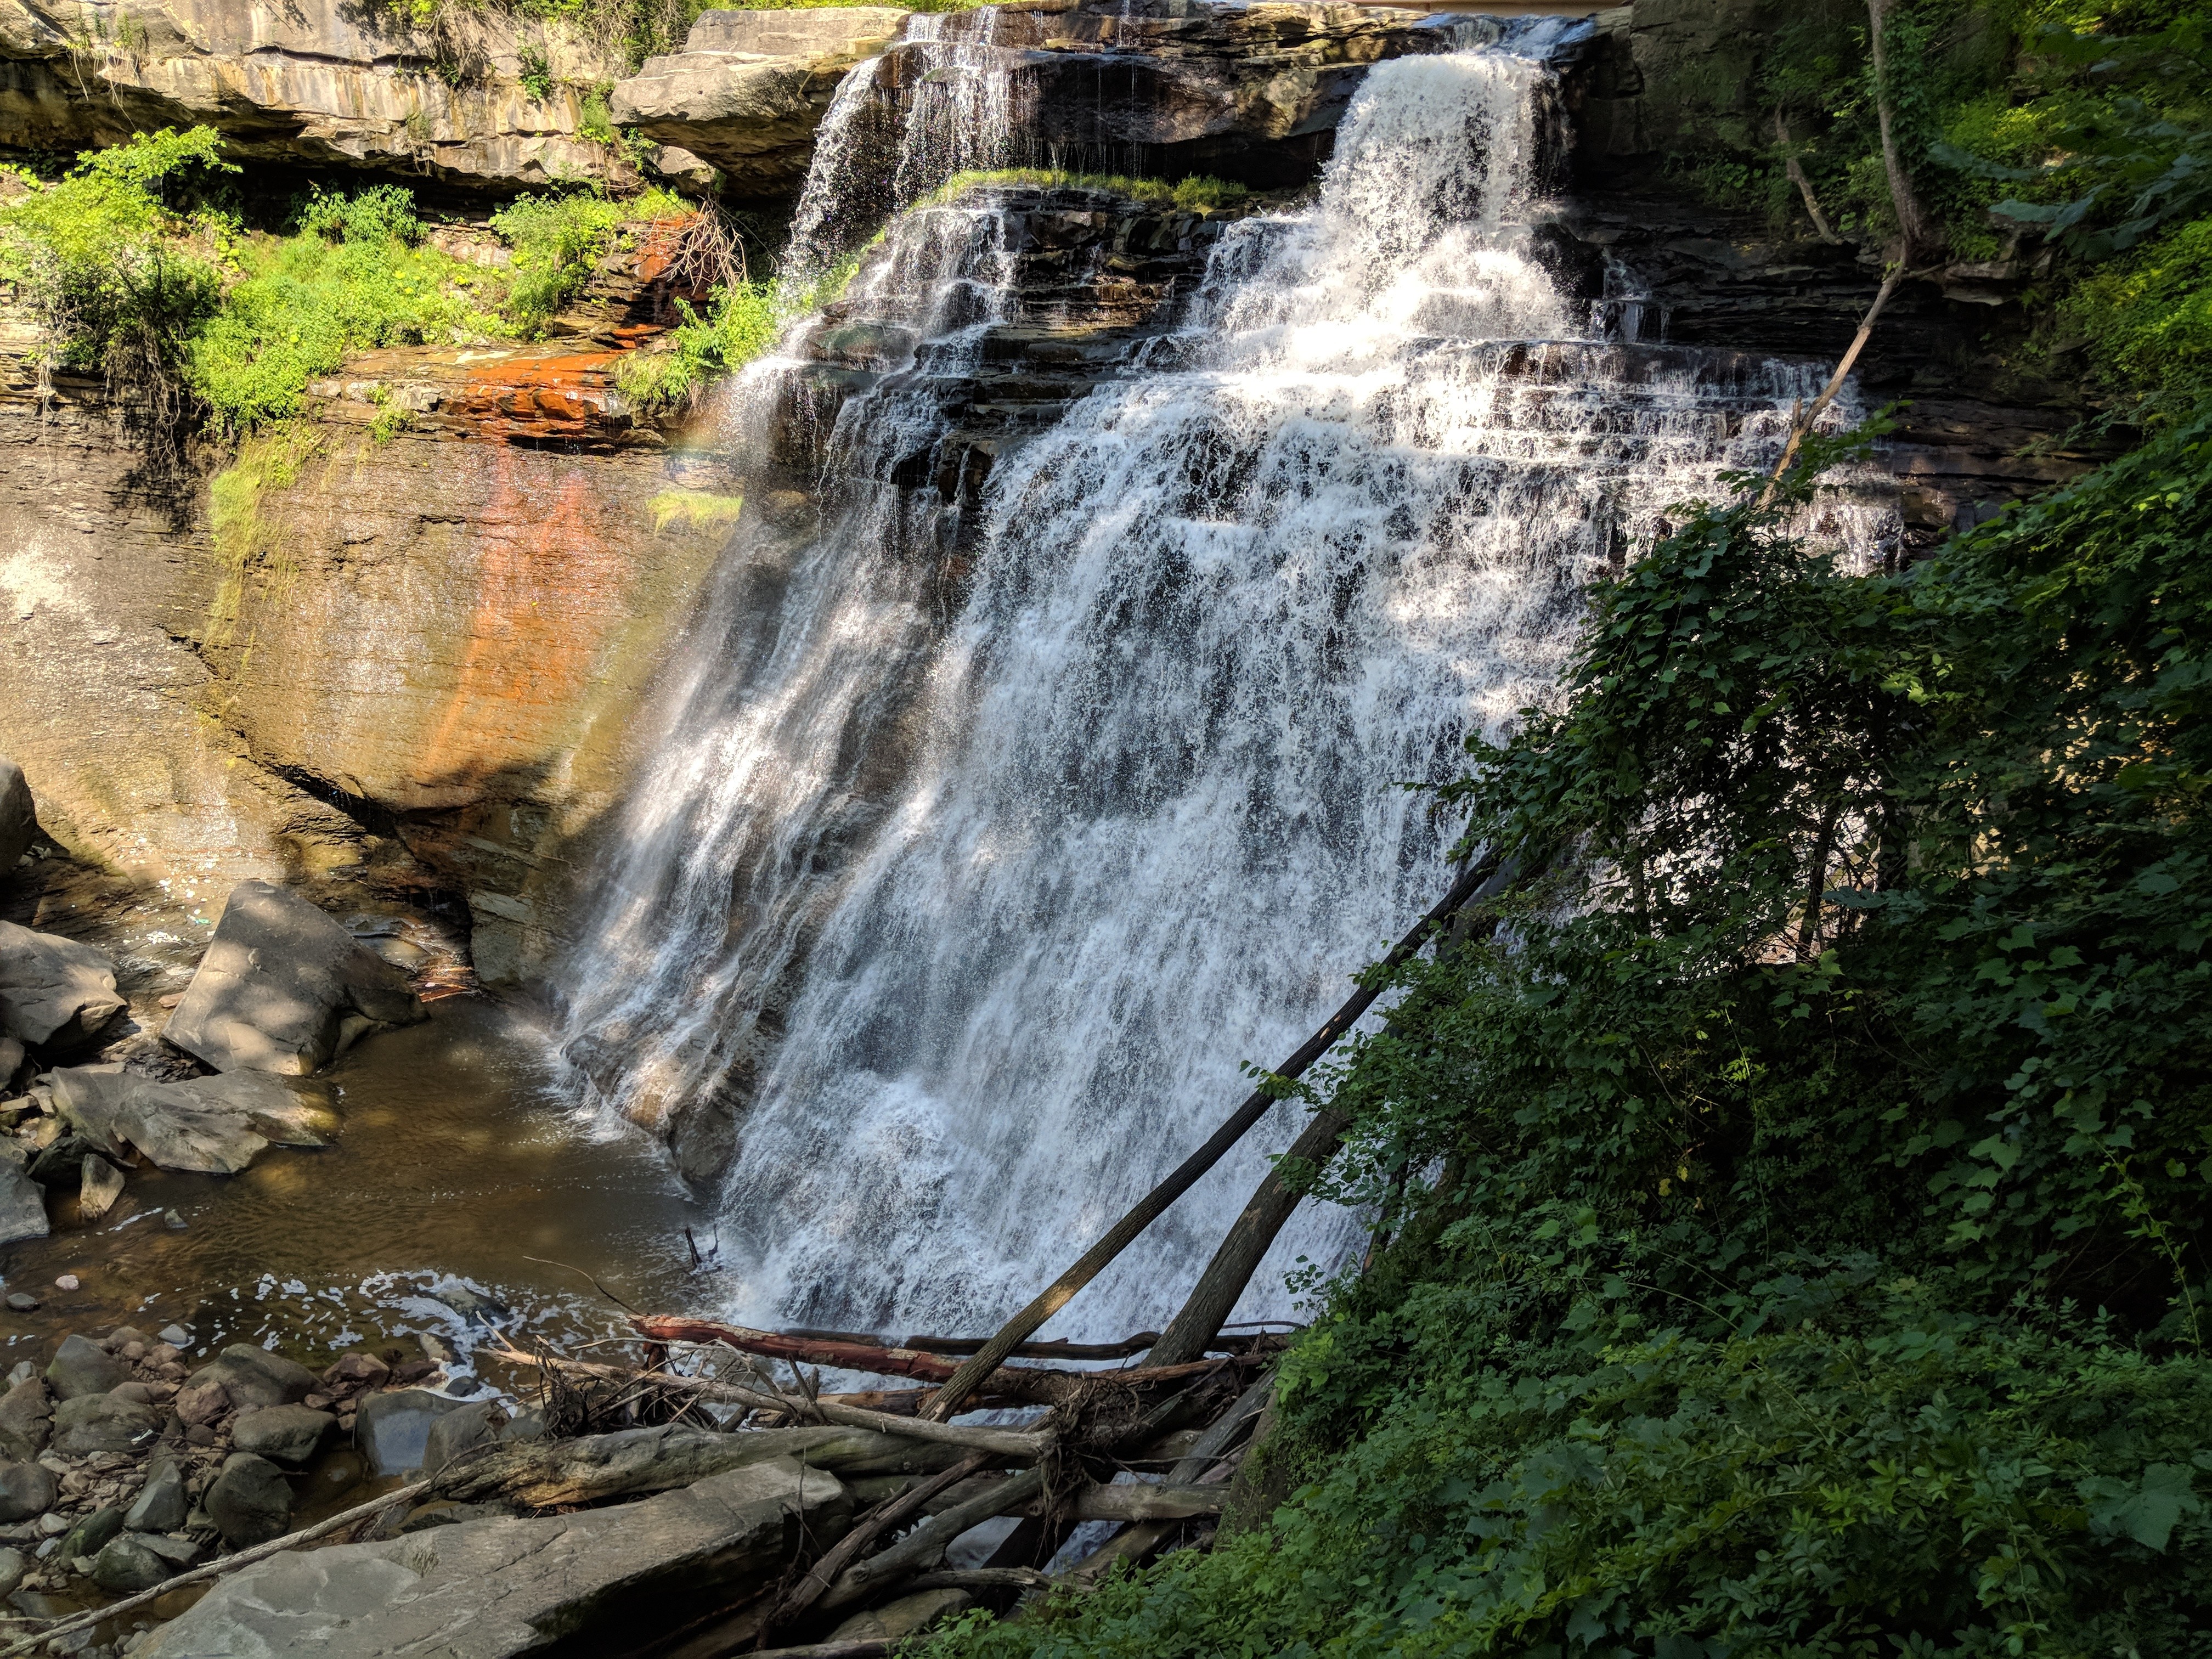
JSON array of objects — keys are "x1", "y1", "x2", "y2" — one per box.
[{"x1": 558, "y1": 27, "x2": 1888, "y2": 1339}]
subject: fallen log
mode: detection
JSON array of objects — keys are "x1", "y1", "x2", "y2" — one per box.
[
  {"x1": 922, "y1": 849, "x2": 1505, "y2": 1420},
  {"x1": 432, "y1": 1423, "x2": 970, "y2": 1510},
  {"x1": 905, "y1": 1567, "x2": 1053, "y2": 1594},
  {"x1": 820, "y1": 1467, "x2": 1047, "y2": 1611},
  {"x1": 0, "y1": 1479, "x2": 430, "y2": 1659},
  {"x1": 773, "y1": 1451, "x2": 994, "y2": 1626},
  {"x1": 489, "y1": 1339, "x2": 1056, "y2": 1461},
  {"x1": 1020, "y1": 1481, "x2": 1223, "y2": 1523},
  {"x1": 636, "y1": 1317, "x2": 1265, "y2": 1404}
]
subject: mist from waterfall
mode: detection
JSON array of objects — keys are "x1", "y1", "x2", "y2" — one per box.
[{"x1": 557, "y1": 29, "x2": 1882, "y2": 1342}]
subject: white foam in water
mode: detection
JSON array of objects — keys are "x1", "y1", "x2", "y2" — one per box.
[{"x1": 558, "y1": 36, "x2": 1889, "y2": 1342}]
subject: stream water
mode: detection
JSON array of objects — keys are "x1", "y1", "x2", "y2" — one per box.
[{"x1": 552, "y1": 24, "x2": 1889, "y2": 1346}]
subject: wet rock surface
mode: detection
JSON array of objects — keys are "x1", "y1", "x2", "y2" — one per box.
[
  {"x1": 0, "y1": 919, "x2": 124, "y2": 1049},
  {"x1": 142, "y1": 1456, "x2": 851, "y2": 1659}
]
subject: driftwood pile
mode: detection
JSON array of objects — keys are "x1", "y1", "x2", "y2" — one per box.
[{"x1": 464, "y1": 1313, "x2": 1289, "y2": 1656}]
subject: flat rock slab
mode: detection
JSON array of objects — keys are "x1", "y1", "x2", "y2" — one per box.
[
  {"x1": 143, "y1": 1454, "x2": 851, "y2": 1658},
  {"x1": 165, "y1": 881, "x2": 424, "y2": 1075},
  {"x1": 49, "y1": 1067, "x2": 339, "y2": 1176},
  {"x1": 0, "y1": 920, "x2": 123, "y2": 1048},
  {"x1": 50, "y1": 1394, "x2": 162, "y2": 1455},
  {"x1": 234, "y1": 1404, "x2": 336, "y2": 1467},
  {"x1": 187, "y1": 1345, "x2": 319, "y2": 1412}
]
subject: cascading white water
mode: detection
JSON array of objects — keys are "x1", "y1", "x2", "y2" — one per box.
[{"x1": 560, "y1": 31, "x2": 1886, "y2": 1340}]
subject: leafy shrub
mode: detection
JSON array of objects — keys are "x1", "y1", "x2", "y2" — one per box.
[
  {"x1": 0, "y1": 127, "x2": 233, "y2": 396},
  {"x1": 295, "y1": 181, "x2": 424, "y2": 246},
  {"x1": 2061, "y1": 213, "x2": 2212, "y2": 399},
  {"x1": 614, "y1": 281, "x2": 783, "y2": 409},
  {"x1": 491, "y1": 184, "x2": 685, "y2": 331},
  {"x1": 188, "y1": 189, "x2": 505, "y2": 434}
]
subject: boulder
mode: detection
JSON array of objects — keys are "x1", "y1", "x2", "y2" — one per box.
[
  {"x1": 80, "y1": 1153, "x2": 126, "y2": 1220},
  {"x1": 0, "y1": 1459, "x2": 57, "y2": 1522},
  {"x1": 186, "y1": 1345, "x2": 318, "y2": 1411},
  {"x1": 57, "y1": 1504, "x2": 125, "y2": 1562},
  {"x1": 164, "y1": 881, "x2": 424, "y2": 1075},
  {"x1": 51, "y1": 1393, "x2": 162, "y2": 1455},
  {"x1": 92, "y1": 1533, "x2": 172, "y2": 1592},
  {"x1": 141, "y1": 1455, "x2": 851, "y2": 1659},
  {"x1": 611, "y1": 7, "x2": 907, "y2": 198},
  {"x1": 46, "y1": 1332, "x2": 127, "y2": 1401},
  {"x1": 0, "y1": 1157, "x2": 46, "y2": 1246},
  {"x1": 124, "y1": 1459, "x2": 188, "y2": 1533},
  {"x1": 205, "y1": 1453, "x2": 294, "y2": 1548},
  {"x1": 0, "y1": 921, "x2": 125, "y2": 1049},
  {"x1": 0, "y1": 1544, "x2": 24, "y2": 1599},
  {"x1": 233, "y1": 1404, "x2": 336, "y2": 1467},
  {"x1": 26, "y1": 1130, "x2": 95, "y2": 1185},
  {"x1": 420, "y1": 1399, "x2": 500, "y2": 1473},
  {"x1": 48, "y1": 1065, "x2": 337, "y2": 1175},
  {"x1": 0, "y1": 757, "x2": 35, "y2": 876},
  {"x1": 0, "y1": 1378, "x2": 51, "y2": 1460},
  {"x1": 356, "y1": 1387, "x2": 470, "y2": 1477},
  {"x1": 0, "y1": 1034, "x2": 25, "y2": 1087}
]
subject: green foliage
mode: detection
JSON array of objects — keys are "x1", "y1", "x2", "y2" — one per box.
[
  {"x1": 2061, "y1": 214, "x2": 2212, "y2": 396},
  {"x1": 0, "y1": 127, "x2": 234, "y2": 391},
  {"x1": 932, "y1": 410, "x2": 2212, "y2": 1656},
  {"x1": 187, "y1": 189, "x2": 505, "y2": 435},
  {"x1": 491, "y1": 184, "x2": 684, "y2": 331},
  {"x1": 614, "y1": 281, "x2": 782, "y2": 409},
  {"x1": 295, "y1": 182, "x2": 424, "y2": 246},
  {"x1": 517, "y1": 44, "x2": 554, "y2": 100}
]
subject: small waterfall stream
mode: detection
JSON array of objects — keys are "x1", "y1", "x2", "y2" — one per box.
[{"x1": 558, "y1": 25, "x2": 1886, "y2": 1339}]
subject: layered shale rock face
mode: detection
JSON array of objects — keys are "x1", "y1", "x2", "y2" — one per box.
[
  {"x1": 0, "y1": 0, "x2": 628, "y2": 190},
  {"x1": 613, "y1": 5, "x2": 910, "y2": 198}
]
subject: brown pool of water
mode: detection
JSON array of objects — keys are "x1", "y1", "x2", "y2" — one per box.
[{"x1": 0, "y1": 996, "x2": 715, "y2": 1380}]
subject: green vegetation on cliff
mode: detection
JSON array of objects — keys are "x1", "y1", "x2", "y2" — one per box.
[
  {"x1": 932, "y1": 403, "x2": 2212, "y2": 1655},
  {"x1": 0, "y1": 130, "x2": 693, "y2": 433}
]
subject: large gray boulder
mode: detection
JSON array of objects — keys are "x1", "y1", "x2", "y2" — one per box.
[
  {"x1": 165, "y1": 881, "x2": 423, "y2": 1075},
  {"x1": 50, "y1": 1393, "x2": 162, "y2": 1455},
  {"x1": 206, "y1": 1452, "x2": 294, "y2": 1547},
  {"x1": 612, "y1": 7, "x2": 907, "y2": 196},
  {"x1": 186, "y1": 1345, "x2": 318, "y2": 1412},
  {"x1": 0, "y1": 921, "x2": 125, "y2": 1049},
  {"x1": 0, "y1": 1157, "x2": 46, "y2": 1246},
  {"x1": 234, "y1": 1403, "x2": 336, "y2": 1467},
  {"x1": 48, "y1": 1065, "x2": 336, "y2": 1175},
  {"x1": 142, "y1": 1455, "x2": 851, "y2": 1658},
  {"x1": 45, "y1": 1333, "x2": 127, "y2": 1401},
  {"x1": 356, "y1": 1387, "x2": 470, "y2": 1477},
  {"x1": 0, "y1": 757, "x2": 34, "y2": 876},
  {"x1": 0, "y1": 1459, "x2": 57, "y2": 1522}
]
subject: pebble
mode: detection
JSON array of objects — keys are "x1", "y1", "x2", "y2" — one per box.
[
  {"x1": 53, "y1": 1275, "x2": 78, "y2": 1291},
  {"x1": 162, "y1": 1212, "x2": 186, "y2": 1231},
  {"x1": 4, "y1": 1292, "x2": 36, "y2": 1312},
  {"x1": 156, "y1": 1326, "x2": 191, "y2": 1348}
]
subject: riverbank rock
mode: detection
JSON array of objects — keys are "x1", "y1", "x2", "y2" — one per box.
[
  {"x1": 612, "y1": 7, "x2": 907, "y2": 198},
  {"x1": 91, "y1": 1532, "x2": 172, "y2": 1592},
  {"x1": 165, "y1": 881, "x2": 425, "y2": 1075},
  {"x1": 49, "y1": 1065, "x2": 340, "y2": 1176},
  {"x1": 234, "y1": 1403, "x2": 336, "y2": 1467},
  {"x1": 187, "y1": 1345, "x2": 318, "y2": 1413},
  {"x1": 0, "y1": 922, "x2": 124, "y2": 1049},
  {"x1": 356, "y1": 1387, "x2": 469, "y2": 1477},
  {"x1": 124, "y1": 1460, "x2": 187, "y2": 1532},
  {"x1": 206, "y1": 1453, "x2": 294, "y2": 1547},
  {"x1": 0, "y1": 1378, "x2": 50, "y2": 1460},
  {"x1": 78, "y1": 1153, "x2": 124, "y2": 1220},
  {"x1": 142, "y1": 1455, "x2": 852, "y2": 1658},
  {"x1": 46, "y1": 1334, "x2": 126, "y2": 1401},
  {"x1": 0, "y1": 1158, "x2": 46, "y2": 1246},
  {"x1": 0, "y1": 757, "x2": 33, "y2": 876},
  {"x1": 0, "y1": 1459, "x2": 56, "y2": 1522},
  {"x1": 50, "y1": 1393, "x2": 161, "y2": 1455}
]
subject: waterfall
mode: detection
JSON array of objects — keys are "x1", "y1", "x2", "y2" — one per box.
[{"x1": 557, "y1": 28, "x2": 1887, "y2": 1341}]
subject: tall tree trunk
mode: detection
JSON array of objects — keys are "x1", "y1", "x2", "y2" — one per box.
[{"x1": 1866, "y1": 0, "x2": 1940, "y2": 261}]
